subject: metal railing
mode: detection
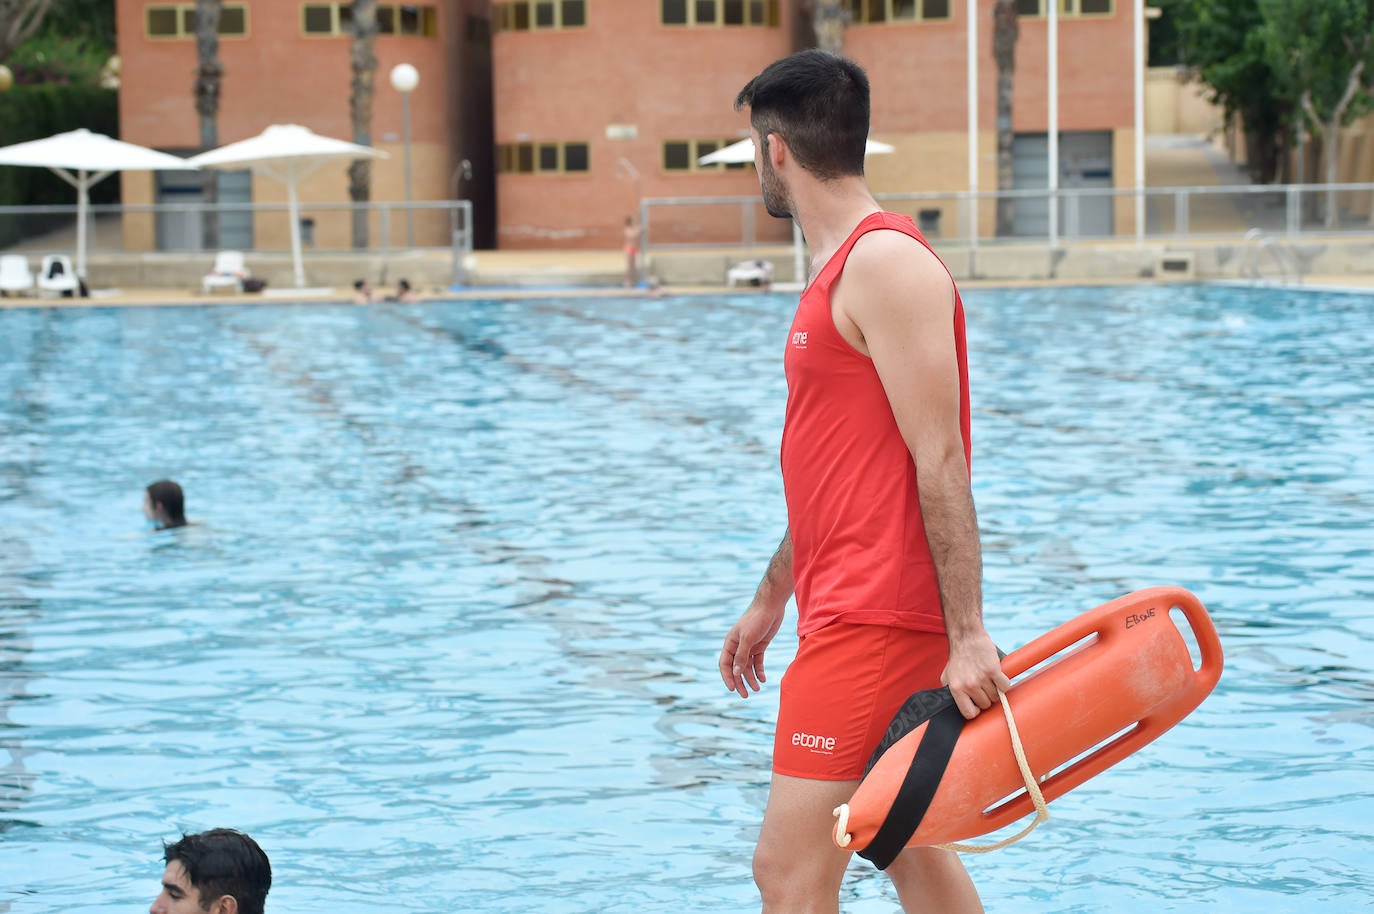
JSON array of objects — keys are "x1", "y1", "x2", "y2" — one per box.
[
  {"x1": 0, "y1": 199, "x2": 474, "y2": 281},
  {"x1": 1239, "y1": 228, "x2": 1303, "y2": 285},
  {"x1": 640, "y1": 182, "x2": 1374, "y2": 250}
]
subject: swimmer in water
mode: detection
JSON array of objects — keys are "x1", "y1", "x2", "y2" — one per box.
[{"x1": 144, "y1": 479, "x2": 188, "y2": 530}]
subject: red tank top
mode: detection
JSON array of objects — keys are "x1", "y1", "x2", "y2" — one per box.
[{"x1": 780, "y1": 212, "x2": 972, "y2": 637}]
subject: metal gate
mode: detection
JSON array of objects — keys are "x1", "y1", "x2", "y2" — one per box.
[{"x1": 1012, "y1": 131, "x2": 1114, "y2": 239}]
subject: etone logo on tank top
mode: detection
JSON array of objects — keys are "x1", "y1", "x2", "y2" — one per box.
[
  {"x1": 791, "y1": 330, "x2": 809, "y2": 349},
  {"x1": 791, "y1": 729, "x2": 837, "y2": 754}
]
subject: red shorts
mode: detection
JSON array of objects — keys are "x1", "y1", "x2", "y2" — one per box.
[{"x1": 773, "y1": 623, "x2": 949, "y2": 781}]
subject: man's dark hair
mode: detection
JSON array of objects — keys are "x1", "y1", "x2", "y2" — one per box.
[
  {"x1": 734, "y1": 49, "x2": 870, "y2": 180},
  {"x1": 353, "y1": 279, "x2": 367, "y2": 291},
  {"x1": 146, "y1": 479, "x2": 186, "y2": 527},
  {"x1": 164, "y1": 829, "x2": 271, "y2": 914}
]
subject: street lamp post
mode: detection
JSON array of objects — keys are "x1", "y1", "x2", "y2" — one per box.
[{"x1": 390, "y1": 62, "x2": 419, "y2": 247}]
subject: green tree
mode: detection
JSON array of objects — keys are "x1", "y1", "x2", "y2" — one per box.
[
  {"x1": 1, "y1": 0, "x2": 116, "y2": 86},
  {"x1": 0, "y1": 0, "x2": 53, "y2": 65},
  {"x1": 1147, "y1": 0, "x2": 1186, "y2": 67},
  {"x1": 1172, "y1": 0, "x2": 1292, "y2": 183},
  {"x1": 992, "y1": 0, "x2": 1018, "y2": 237},
  {"x1": 348, "y1": 0, "x2": 379, "y2": 249},
  {"x1": 1259, "y1": 0, "x2": 1373, "y2": 226},
  {"x1": 35, "y1": 0, "x2": 114, "y2": 48}
]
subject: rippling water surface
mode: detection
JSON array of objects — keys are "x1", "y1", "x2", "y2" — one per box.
[{"x1": 1, "y1": 284, "x2": 1371, "y2": 912}]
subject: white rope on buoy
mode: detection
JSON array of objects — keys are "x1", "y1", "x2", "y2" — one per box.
[
  {"x1": 936, "y1": 688, "x2": 1050, "y2": 854},
  {"x1": 833, "y1": 803, "x2": 852, "y2": 847}
]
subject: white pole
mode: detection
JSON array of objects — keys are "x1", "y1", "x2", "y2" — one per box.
[
  {"x1": 1048, "y1": 0, "x2": 1059, "y2": 248},
  {"x1": 402, "y1": 91, "x2": 414, "y2": 247},
  {"x1": 287, "y1": 165, "x2": 305, "y2": 288},
  {"x1": 1133, "y1": 0, "x2": 1145, "y2": 242},
  {"x1": 967, "y1": 0, "x2": 979, "y2": 248},
  {"x1": 76, "y1": 171, "x2": 89, "y2": 278}
]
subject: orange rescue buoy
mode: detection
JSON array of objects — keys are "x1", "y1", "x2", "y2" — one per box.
[{"x1": 833, "y1": 586, "x2": 1223, "y2": 868}]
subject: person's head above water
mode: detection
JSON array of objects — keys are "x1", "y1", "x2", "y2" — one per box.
[
  {"x1": 152, "y1": 828, "x2": 271, "y2": 914},
  {"x1": 733, "y1": 48, "x2": 870, "y2": 183},
  {"x1": 144, "y1": 479, "x2": 186, "y2": 529}
]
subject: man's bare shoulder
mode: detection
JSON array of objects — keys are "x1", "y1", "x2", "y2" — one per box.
[
  {"x1": 847, "y1": 227, "x2": 950, "y2": 284},
  {"x1": 841, "y1": 227, "x2": 954, "y2": 323}
]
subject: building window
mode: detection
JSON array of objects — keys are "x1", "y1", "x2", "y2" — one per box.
[
  {"x1": 498, "y1": 141, "x2": 591, "y2": 174},
  {"x1": 301, "y1": 4, "x2": 340, "y2": 34},
  {"x1": 662, "y1": 138, "x2": 751, "y2": 173},
  {"x1": 493, "y1": 0, "x2": 587, "y2": 32},
  {"x1": 662, "y1": 0, "x2": 780, "y2": 27},
  {"x1": 146, "y1": 3, "x2": 249, "y2": 38},
  {"x1": 302, "y1": 3, "x2": 439, "y2": 37},
  {"x1": 848, "y1": 0, "x2": 951, "y2": 23},
  {"x1": 1016, "y1": 0, "x2": 1113, "y2": 16},
  {"x1": 378, "y1": 4, "x2": 440, "y2": 35}
]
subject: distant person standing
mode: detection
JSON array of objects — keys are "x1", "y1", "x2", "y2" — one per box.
[
  {"x1": 144, "y1": 480, "x2": 187, "y2": 530},
  {"x1": 623, "y1": 215, "x2": 639, "y2": 288},
  {"x1": 151, "y1": 828, "x2": 271, "y2": 914}
]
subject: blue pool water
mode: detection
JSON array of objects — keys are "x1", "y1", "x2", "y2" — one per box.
[{"x1": 1, "y1": 283, "x2": 1371, "y2": 912}]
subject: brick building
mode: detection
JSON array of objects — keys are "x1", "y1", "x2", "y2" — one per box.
[
  {"x1": 492, "y1": 0, "x2": 1140, "y2": 248},
  {"x1": 114, "y1": 0, "x2": 1143, "y2": 252},
  {"x1": 114, "y1": 0, "x2": 494, "y2": 252}
]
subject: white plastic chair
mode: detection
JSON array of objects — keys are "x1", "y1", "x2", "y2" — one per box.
[
  {"x1": 0, "y1": 254, "x2": 35, "y2": 296},
  {"x1": 36, "y1": 255, "x2": 80, "y2": 296},
  {"x1": 202, "y1": 250, "x2": 249, "y2": 294},
  {"x1": 727, "y1": 259, "x2": 774, "y2": 288}
]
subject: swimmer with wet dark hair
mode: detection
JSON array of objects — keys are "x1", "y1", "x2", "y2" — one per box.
[
  {"x1": 144, "y1": 479, "x2": 187, "y2": 530},
  {"x1": 152, "y1": 828, "x2": 271, "y2": 914}
]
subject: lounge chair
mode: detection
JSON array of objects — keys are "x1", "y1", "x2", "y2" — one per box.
[
  {"x1": 727, "y1": 259, "x2": 774, "y2": 288},
  {"x1": 37, "y1": 255, "x2": 80, "y2": 297},
  {"x1": 202, "y1": 250, "x2": 249, "y2": 294},
  {"x1": 0, "y1": 254, "x2": 35, "y2": 296}
]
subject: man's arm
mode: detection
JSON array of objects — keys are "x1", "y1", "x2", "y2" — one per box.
[
  {"x1": 836, "y1": 231, "x2": 1010, "y2": 719},
  {"x1": 720, "y1": 529, "x2": 793, "y2": 698}
]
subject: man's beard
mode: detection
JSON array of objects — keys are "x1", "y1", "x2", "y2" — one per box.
[{"x1": 759, "y1": 155, "x2": 793, "y2": 221}]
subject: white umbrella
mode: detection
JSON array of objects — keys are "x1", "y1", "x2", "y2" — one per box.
[
  {"x1": 697, "y1": 136, "x2": 895, "y2": 166},
  {"x1": 698, "y1": 137, "x2": 896, "y2": 284},
  {"x1": 190, "y1": 124, "x2": 387, "y2": 288},
  {"x1": 0, "y1": 128, "x2": 196, "y2": 277}
]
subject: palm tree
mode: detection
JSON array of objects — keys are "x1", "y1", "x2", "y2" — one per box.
[
  {"x1": 348, "y1": 0, "x2": 379, "y2": 249},
  {"x1": 810, "y1": 0, "x2": 848, "y2": 55},
  {"x1": 992, "y1": 0, "x2": 1018, "y2": 237},
  {"x1": 193, "y1": 0, "x2": 223, "y2": 249}
]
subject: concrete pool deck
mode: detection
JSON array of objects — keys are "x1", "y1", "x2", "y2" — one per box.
[{"x1": 0, "y1": 236, "x2": 1368, "y2": 311}]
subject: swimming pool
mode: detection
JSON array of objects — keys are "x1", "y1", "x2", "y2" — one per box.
[{"x1": 1, "y1": 283, "x2": 1370, "y2": 912}]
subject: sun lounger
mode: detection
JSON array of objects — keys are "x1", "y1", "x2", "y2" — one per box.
[
  {"x1": 37, "y1": 255, "x2": 80, "y2": 296},
  {"x1": 0, "y1": 254, "x2": 35, "y2": 296},
  {"x1": 202, "y1": 250, "x2": 249, "y2": 294},
  {"x1": 727, "y1": 259, "x2": 774, "y2": 288}
]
